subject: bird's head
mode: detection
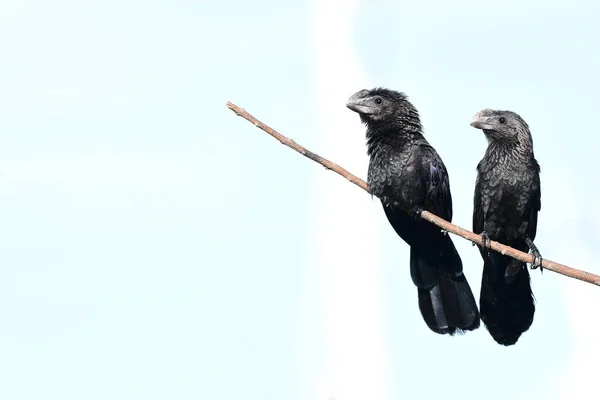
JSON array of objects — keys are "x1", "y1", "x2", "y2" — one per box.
[
  {"x1": 470, "y1": 108, "x2": 533, "y2": 148},
  {"x1": 346, "y1": 88, "x2": 421, "y2": 132}
]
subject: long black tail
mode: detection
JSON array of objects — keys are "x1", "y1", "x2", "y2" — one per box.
[
  {"x1": 411, "y1": 234, "x2": 480, "y2": 335},
  {"x1": 480, "y1": 252, "x2": 535, "y2": 346}
]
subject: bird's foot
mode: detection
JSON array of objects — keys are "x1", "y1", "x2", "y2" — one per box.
[
  {"x1": 525, "y1": 238, "x2": 543, "y2": 271},
  {"x1": 480, "y1": 231, "x2": 492, "y2": 255},
  {"x1": 412, "y1": 207, "x2": 424, "y2": 220}
]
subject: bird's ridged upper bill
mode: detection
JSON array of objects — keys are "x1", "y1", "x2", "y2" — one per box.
[
  {"x1": 346, "y1": 89, "x2": 374, "y2": 114},
  {"x1": 470, "y1": 109, "x2": 495, "y2": 130}
]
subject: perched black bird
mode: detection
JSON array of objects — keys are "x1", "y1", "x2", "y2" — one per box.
[
  {"x1": 471, "y1": 108, "x2": 542, "y2": 346},
  {"x1": 346, "y1": 88, "x2": 480, "y2": 335}
]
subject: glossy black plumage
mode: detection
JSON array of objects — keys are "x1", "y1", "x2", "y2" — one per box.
[
  {"x1": 471, "y1": 109, "x2": 541, "y2": 346},
  {"x1": 347, "y1": 88, "x2": 480, "y2": 335}
]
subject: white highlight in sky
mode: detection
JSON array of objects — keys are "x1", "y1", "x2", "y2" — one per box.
[{"x1": 304, "y1": 0, "x2": 391, "y2": 399}]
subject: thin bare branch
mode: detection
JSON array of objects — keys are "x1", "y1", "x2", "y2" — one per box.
[{"x1": 226, "y1": 101, "x2": 600, "y2": 287}]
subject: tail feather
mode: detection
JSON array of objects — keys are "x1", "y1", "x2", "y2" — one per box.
[
  {"x1": 411, "y1": 235, "x2": 480, "y2": 335},
  {"x1": 418, "y1": 274, "x2": 480, "y2": 335},
  {"x1": 480, "y1": 256, "x2": 535, "y2": 346},
  {"x1": 418, "y1": 286, "x2": 451, "y2": 334}
]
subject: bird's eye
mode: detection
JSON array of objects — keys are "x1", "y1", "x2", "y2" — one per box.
[
  {"x1": 499, "y1": 117, "x2": 506, "y2": 124},
  {"x1": 375, "y1": 98, "x2": 382, "y2": 105}
]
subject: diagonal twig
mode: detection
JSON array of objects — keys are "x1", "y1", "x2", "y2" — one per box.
[{"x1": 226, "y1": 101, "x2": 600, "y2": 287}]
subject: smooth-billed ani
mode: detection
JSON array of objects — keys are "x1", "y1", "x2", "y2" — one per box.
[
  {"x1": 347, "y1": 88, "x2": 480, "y2": 335},
  {"x1": 471, "y1": 108, "x2": 542, "y2": 346}
]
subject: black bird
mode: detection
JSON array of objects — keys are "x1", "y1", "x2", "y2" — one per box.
[
  {"x1": 471, "y1": 108, "x2": 542, "y2": 346},
  {"x1": 346, "y1": 88, "x2": 480, "y2": 335}
]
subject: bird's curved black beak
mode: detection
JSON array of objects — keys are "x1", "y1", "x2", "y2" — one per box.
[
  {"x1": 346, "y1": 89, "x2": 374, "y2": 114},
  {"x1": 470, "y1": 109, "x2": 495, "y2": 130}
]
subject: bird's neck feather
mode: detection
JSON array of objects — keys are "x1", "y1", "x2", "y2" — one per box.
[
  {"x1": 485, "y1": 139, "x2": 532, "y2": 163},
  {"x1": 365, "y1": 117, "x2": 423, "y2": 157}
]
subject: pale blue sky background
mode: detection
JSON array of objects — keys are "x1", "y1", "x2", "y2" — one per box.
[{"x1": 0, "y1": 1, "x2": 599, "y2": 399}]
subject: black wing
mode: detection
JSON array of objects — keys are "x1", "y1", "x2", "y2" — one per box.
[
  {"x1": 473, "y1": 161, "x2": 485, "y2": 235},
  {"x1": 420, "y1": 144, "x2": 453, "y2": 222},
  {"x1": 526, "y1": 160, "x2": 541, "y2": 240}
]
